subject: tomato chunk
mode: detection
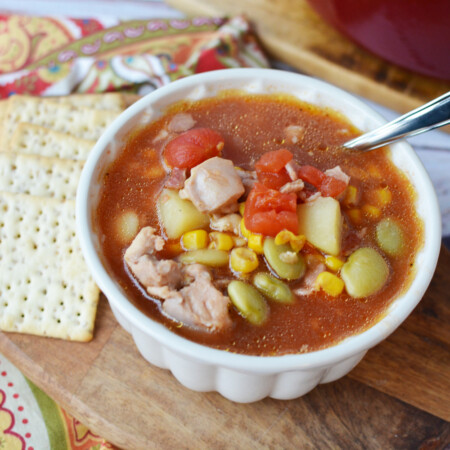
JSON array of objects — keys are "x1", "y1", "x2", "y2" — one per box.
[
  {"x1": 244, "y1": 183, "x2": 298, "y2": 236},
  {"x1": 255, "y1": 149, "x2": 293, "y2": 189},
  {"x1": 164, "y1": 128, "x2": 224, "y2": 169},
  {"x1": 298, "y1": 165, "x2": 347, "y2": 197},
  {"x1": 297, "y1": 165, "x2": 325, "y2": 188},
  {"x1": 257, "y1": 169, "x2": 291, "y2": 190},
  {"x1": 255, "y1": 149, "x2": 293, "y2": 173},
  {"x1": 320, "y1": 176, "x2": 347, "y2": 197}
]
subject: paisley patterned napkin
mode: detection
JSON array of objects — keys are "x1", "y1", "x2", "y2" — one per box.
[{"x1": 0, "y1": 14, "x2": 269, "y2": 97}]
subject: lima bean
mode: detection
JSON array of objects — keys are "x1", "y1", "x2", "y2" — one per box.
[
  {"x1": 341, "y1": 247, "x2": 389, "y2": 298},
  {"x1": 376, "y1": 218, "x2": 405, "y2": 256},
  {"x1": 228, "y1": 280, "x2": 268, "y2": 325},
  {"x1": 263, "y1": 238, "x2": 306, "y2": 280},
  {"x1": 178, "y1": 249, "x2": 229, "y2": 267},
  {"x1": 253, "y1": 272, "x2": 294, "y2": 304}
]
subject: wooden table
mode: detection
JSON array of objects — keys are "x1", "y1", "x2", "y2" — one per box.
[
  {"x1": 1, "y1": 247, "x2": 449, "y2": 449},
  {"x1": 166, "y1": 0, "x2": 450, "y2": 116}
]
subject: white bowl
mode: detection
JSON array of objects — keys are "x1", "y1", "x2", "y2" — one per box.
[{"x1": 76, "y1": 68, "x2": 441, "y2": 403}]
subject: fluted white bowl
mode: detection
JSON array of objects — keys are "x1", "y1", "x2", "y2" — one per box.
[{"x1": 76, "y1": 69, "x2": 441, "y2": 403}]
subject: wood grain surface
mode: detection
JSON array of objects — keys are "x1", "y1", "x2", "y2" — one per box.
[
  {"x1": 166, "y1": 0, "x2": 450, "y2": 116},
  {"x1": 0, "y1": 246, "x2": 449, "y2": 449}
]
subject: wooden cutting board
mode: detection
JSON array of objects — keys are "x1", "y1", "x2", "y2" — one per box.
[
  {"x1": 166, "y1": 0, "x2": 450, "y2": 116},
  {"x1": 0, "y1": 246, "x2": 449, "y2": 449}
]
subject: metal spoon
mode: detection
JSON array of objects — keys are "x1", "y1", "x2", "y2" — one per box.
[{"x1": 343, "y1": 91, "x2": 450, "y2": 152}]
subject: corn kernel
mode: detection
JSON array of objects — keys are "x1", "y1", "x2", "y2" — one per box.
[
  {"x1": 347, "y1": 208, "x2": 362, "y2": 224},
  {"x1": 239, "y1": 202, "x2": 246, "y2": 216},
  {"x1": 181, "y1": 229, "x2": 208, "y2": 250},
  {"x1": 325, "y1": 255, "x2": 344, "y2": 271},
  {"x1": 232, "y1": 236, "x2": 247, "y2": 247},
  {"x1": 209, "y1": 232, "x2": 234, "y2": 251},
  {"x1": 315, "y1": 271, "x2": 344, "y2": 296},
  {"x1": 274, "y1": 230, "x2": 306, "y2": 252},
  {"x1": 240, "y1": 218, "x2": 251, "y2": 239},
  {"x1": 368, "y1": 164, "x2": 382, "y2": 178},
  {"x1": 343, "y1": 185, "x2": 358, "y2": 207},
  {"x1": 248, "y1": 233, "x2": 264, "y2": 254},
  {"x1": 230, "y1": 247, "x2": 259, "y2": 273},
  {"x1": 363, "y1": 204, "x2": 381, "y2": 219},
  {"x1": 371, "y1": 187, "x2": 392, "y2": 207}
]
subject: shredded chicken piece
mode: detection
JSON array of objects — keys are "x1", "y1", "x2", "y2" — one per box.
[
  {"x1": 209, "y1": 213, "x2": 241, "y2": 236},
  {"x1": 284, "y1": 125, "x2": 305, "y2": 144},
  {"x1": 124, "y1": 227, "x2": 183, "y2": 289},
  {"x1": 235, "y1": 167, "x2": 257, "y2": 195},
  {"x1": 180, "y1": 157, "x2": 245, "y2": 214},
  {"x1": 164, "y1": 167, "x2": 187, "y2": 189},
  {"x1": 294, "y1": 262, "x2": 326, "y2": 297},
  {"x1": 152, "y1": 129, "x2": 170, "y2": 144},
  {"x1": 324, "y1": 166, "x2": 350, "y2": 185},
  {"x1": 279, "y1": 251, "x2": 299, "y2": 264},
  {"x1": 280, "y1": 178, "x2": 304, "y2": 194},
  {"x1": 305, "y1": 191, "x2": 322, "y2": 203},
  {"x1": 162, "y1": 264, "x2": 232, "y2": 331},
  {"x1": 167, "y1": 113, "x2": 196, "y2": 133},
  {"x1": 285, "y1": 160, "x2": 300, "y2": 181},
  {"x1": 124, "y1": 228, "x2": 231, "y2": 331}
]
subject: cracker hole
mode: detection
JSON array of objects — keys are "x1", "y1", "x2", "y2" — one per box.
[
  {"x1": 6, "y1": 285, "x2": 11, "y2": 290},
  {"x1": 77, "y1": 312, "x2": 81, "y2": 317},
  {"x1": 42, "y1": 289, "x2": 47, "y2": 295},
  {"x1": 3, "y1": 302, "x2": 8, "y2": 307},
  {"x1": 57, "y1": 319, "x2": 61, "y2": 323},
  {"x1": 23, "y1": 296, "x2": 27, "y2": 302}
]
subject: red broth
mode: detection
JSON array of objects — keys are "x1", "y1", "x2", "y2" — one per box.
[{"x1": 97, "y1": 93, "x2": 423, "y2": 355}]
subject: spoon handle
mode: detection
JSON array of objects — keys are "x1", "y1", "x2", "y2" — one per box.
[{"x1": 343, "y1": 91, "x2": 450, "y2": 152}]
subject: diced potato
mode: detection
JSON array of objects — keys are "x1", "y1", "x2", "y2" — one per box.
[
  {"x1": 341, "y1": 247, "x2": 389, "y2": 298},
  {"x1": 376, "y1": 218, "x2": 405, "y2": 256},
  {"x1": 297, "y1": 196, "x2": 342, "y2": 256},
  {"x1": 157, "y1": 189, "x2": 209, "y2": 239},
  {"x1": 114, "y1": 211, "x2": 139, "y2": 245}
]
